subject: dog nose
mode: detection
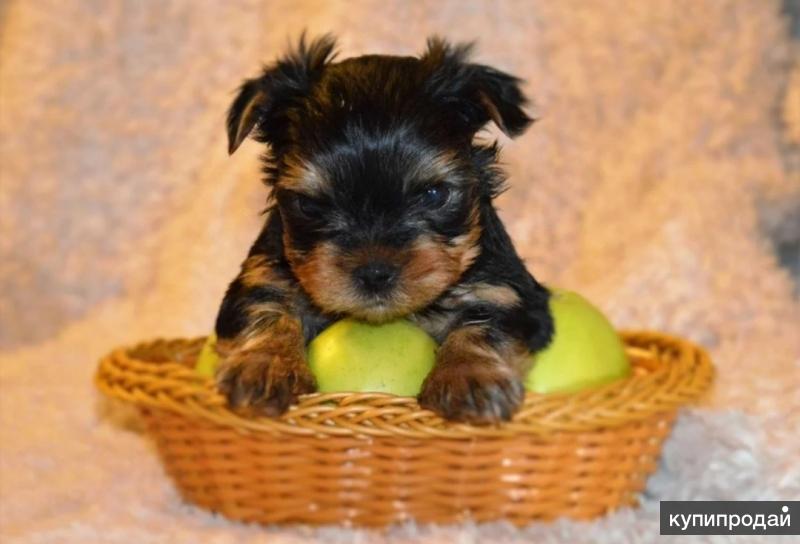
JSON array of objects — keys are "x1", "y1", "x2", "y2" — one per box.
[{"x1": 353, "y1": 261, "x2": 399, "y2": 294}]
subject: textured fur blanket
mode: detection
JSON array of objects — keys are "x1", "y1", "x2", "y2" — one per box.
[{"x1": 1, "y1": 1, "x2": 798, "y2": 542}]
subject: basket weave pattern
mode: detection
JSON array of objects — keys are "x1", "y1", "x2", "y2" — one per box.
[{"x1": 96, "y1": 331, "x2": 712, "y2": 526}]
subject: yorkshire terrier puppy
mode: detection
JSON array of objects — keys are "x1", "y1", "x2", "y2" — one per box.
[{"x1": 215, "y1": 35, "x2": 553, "y2": 423}]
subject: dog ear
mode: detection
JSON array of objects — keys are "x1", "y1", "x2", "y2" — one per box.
[
  {"x1": 227, "y1": 78, "x2": 267, "y2": 154},
  {"x1": 471, "y1": 66, "x2": 532, "y2": 137},
  {"x1": 227, "y1": 34, "x2": 337, "y2": 154},
  {"x1": 422, "y1": 37, "x2": 533, "y2": 138}
]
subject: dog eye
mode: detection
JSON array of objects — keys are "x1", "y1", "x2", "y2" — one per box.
[
  {"x1": 420, "y1": 185, "x2": 451, "y2": 208},
  {"x1": 294, "y1": 195, "x2": 322, "y2": 216}
]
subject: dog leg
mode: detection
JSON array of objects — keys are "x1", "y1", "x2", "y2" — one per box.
[
  {"x1": 214, "y1": 247, "x2": 320, "y2": 416},
  {"x1": 417, "y1": 276, "x2": 552, "y2": 423},
  {"x1": 418, "y1": 324, "x2": 529, "y2": 423}
]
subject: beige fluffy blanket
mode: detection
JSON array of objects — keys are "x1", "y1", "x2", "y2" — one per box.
[{"x1": 1, "y1": 1, "x2": 799, "y2": 542}]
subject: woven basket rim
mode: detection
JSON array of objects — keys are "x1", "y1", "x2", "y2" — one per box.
[{"x1": 95, "y1": 330, "x2": 713, "y2": 439}]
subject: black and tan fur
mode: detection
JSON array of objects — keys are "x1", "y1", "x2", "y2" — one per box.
[{"x1": 215, "y1": 35, "x2": 553, "y2": 423}]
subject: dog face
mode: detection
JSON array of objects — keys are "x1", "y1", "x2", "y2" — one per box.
[{"x1": 227, "y1": 36, "x2": 532, "y2": 321}]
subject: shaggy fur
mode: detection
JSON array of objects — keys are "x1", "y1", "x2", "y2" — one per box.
[{"x1": 214, "y1": 36, "x2": 552, "y2": 422}]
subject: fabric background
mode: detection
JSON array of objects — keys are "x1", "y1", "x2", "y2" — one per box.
[{"x1": 1, "y1": 1, "x2": 799, "y2": 542}]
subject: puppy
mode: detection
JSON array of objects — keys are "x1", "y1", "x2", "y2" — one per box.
[{"x1": 215, "y1": 35, "x2": 553, "y2": 423}]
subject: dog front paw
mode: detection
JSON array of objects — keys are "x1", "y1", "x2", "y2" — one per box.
[
  {"x1": 216, "y1": 349, "x2": 316, "y2": 417},
  {"x1": 418, "y1": 361, "x2": 525, "y2": 424}
]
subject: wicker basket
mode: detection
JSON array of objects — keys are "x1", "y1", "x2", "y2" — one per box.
[{"x1": 95, "y1": 331, "x2": 712, "y2": 527}]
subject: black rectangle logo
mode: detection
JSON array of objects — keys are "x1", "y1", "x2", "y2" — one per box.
[{"x1": 660, "y1": 501, "x2": 798, "y2": 535}]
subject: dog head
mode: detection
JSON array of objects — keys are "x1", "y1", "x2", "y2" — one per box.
[{"x1": 227, "y1": 35, "x2": 533, "y2": 322}]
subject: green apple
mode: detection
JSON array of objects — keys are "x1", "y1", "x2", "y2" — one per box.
[
  {"x1": 307, "y1": 318, "x2": 437, "y2": 395},
  {"x1": 195, "y1": 333, "x2": 220, "y2": 378},
  {"x1": 524, "y1": 289, "x2": 630, "y2": 394}
]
